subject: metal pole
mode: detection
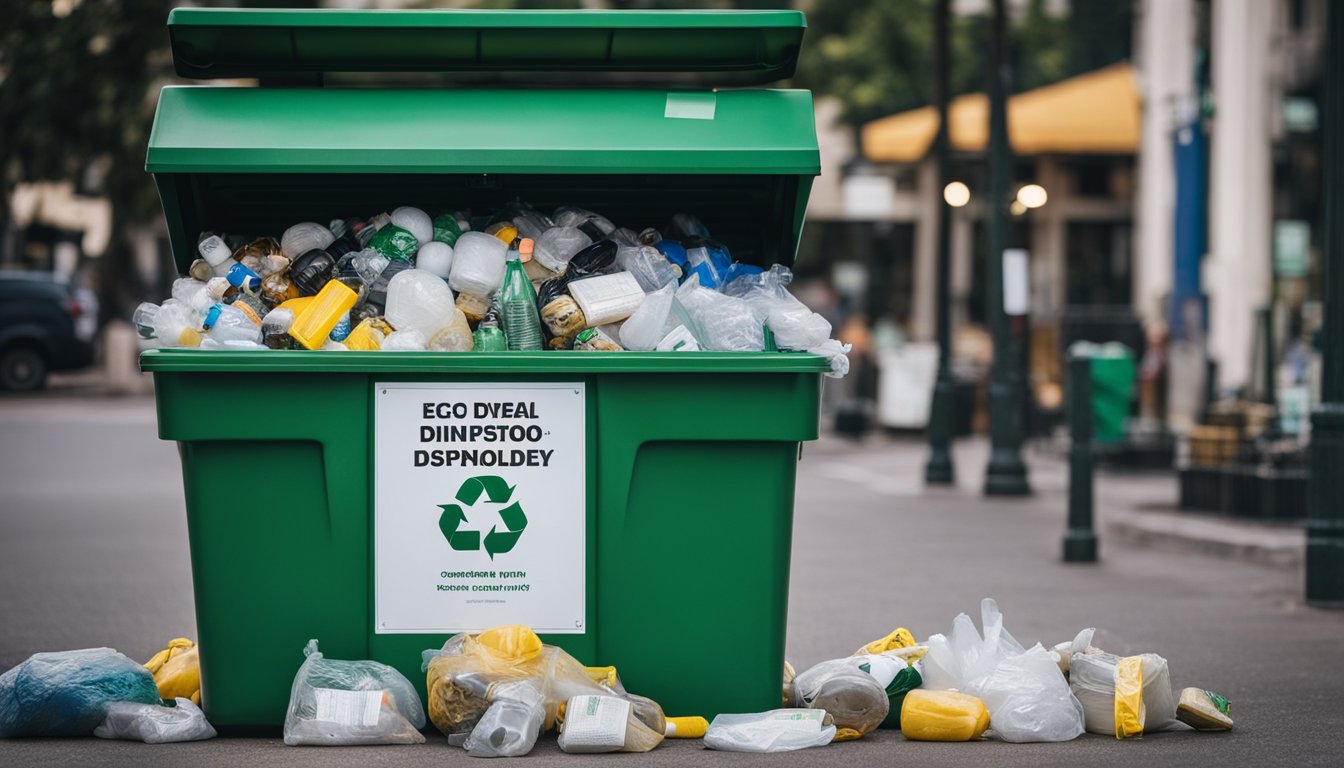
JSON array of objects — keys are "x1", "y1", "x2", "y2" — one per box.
[
  {"x1": 984, "y1": 0, "x2": 1031, "y2": 495},
  {"x1": 1064, "y1": 354, "x2": 1098, "y2": 563},
  {"x1": 925, "y1": 0, "x2": 956, "y2": 485},
  {"x1": 1306, "y1": 0, "x2": 1344, "y2": 607}
]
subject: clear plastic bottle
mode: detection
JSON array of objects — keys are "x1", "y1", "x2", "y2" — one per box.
[{"x1": 500, "y1": 239, "x2": 543, "y2": 351}]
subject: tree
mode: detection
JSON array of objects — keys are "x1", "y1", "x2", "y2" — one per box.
[
  {"x1": 793, "y1": 0, "x2": 1132, "y2": 133},
  {"x1": 1, "y1": 0, "x2": 176, "y2": 319}
]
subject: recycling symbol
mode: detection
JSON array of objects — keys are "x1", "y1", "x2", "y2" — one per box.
[{"x1": 437, "y1": 475, "x2": 528, "y2": 560}]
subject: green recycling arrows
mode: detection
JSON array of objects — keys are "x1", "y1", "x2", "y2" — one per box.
[{"x1": 436, "y1": 474, "x2": 528, "y2": 560}]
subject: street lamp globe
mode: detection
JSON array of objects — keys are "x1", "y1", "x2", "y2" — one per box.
[
  {"x1": 1016, "y1": 183, "x2": 1048, "y2": 209},
  {"x1": 943, "y1": 181, "x2": 971, "y2": 207}
]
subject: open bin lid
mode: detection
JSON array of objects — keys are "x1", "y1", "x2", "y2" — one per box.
[
  {"x1": 148, "y1": 9, "x2": 820, "y2": 274},
  {"x1": 166, "y1": 7, "x2": 805, "y2": 86}
]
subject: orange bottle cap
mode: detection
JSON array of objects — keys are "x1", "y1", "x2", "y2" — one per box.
[{"x1": 519, "y1": 238, "x2": 535, "y2": 263}]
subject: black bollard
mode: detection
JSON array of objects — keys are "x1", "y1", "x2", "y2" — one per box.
[{"x1": 1064, "y1": 354, "x2": 1098, "y2": 563}]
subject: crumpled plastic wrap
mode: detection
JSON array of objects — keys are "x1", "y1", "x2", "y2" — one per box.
[
  {"x1": 94, "y1": 697, "x2": 217, "y2": 744},
  {"x1": 676, "y1": 276, "x2": 764, "y2": 352},
  {"x1": 0, "y1": 648, "x2": 162, "y2": 737},
  {"x1": 790, "y1": 657, "x2": 889, "y2": 737},
  {"x1": 724, "y1": 265, "x2": 851, "y2": 376},
  {"x1": 921, "y1": 598, "x2": 1085, "y2": 743},
  {"x1": 283, "y1": 640, "x2": 426, "y2": 746},
  {"x1": 423, "y1": 625, "x2": 667, "y2": 757}
]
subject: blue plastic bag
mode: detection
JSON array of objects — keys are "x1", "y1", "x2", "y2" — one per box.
[{"x1": 0, "y1": 648, "x2": 161, "y2": 737}]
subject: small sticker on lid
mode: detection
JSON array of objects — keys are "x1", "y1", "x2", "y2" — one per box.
[{"x1": 665, "y1": 92, "x2": 716, "y2": 120}]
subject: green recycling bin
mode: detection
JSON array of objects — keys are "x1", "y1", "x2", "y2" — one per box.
[
  {"x1": 140, "y1": 8, "x2": 824, "y2": 729},
  {"x1": 1068, "y1": 342, "x2": 1136, "y2": 444}
]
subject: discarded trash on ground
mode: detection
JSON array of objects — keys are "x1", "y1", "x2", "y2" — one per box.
[
  {"x1": 283, "y1": 640, "x2": 426, "y2": 746},
  {"x1": 899, "y1": 689, "x2": 990, "y2": 742},
  {"x1": 0, "y1": 648, "x2": 161, "y2": 738},
  {"x1": 423, "y1": 625, "x2": 679, "y2": 757},
  {"x1": 1066, "y1": 628, "x2": 1177, "y2": 738},
  {"x1": 94, "y1": 698, "x2": 217, "y2": 744},
  {"x1": 1176, "y1": 688, "x2": 1234, "y2": 731},
  {"x1": 703, "y1": 709, "x2": 837, "y2": 753},
  {"x1": 143, "y1": 638, "x2": 201, "y2": 705},
  {"x1": 922, "y1": 598, "x2": 1086, "y2": 743}
]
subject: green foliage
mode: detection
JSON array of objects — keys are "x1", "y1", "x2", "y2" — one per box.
[{"x1": 793, "y1": 0, "x2": 1132, "y2": 130}]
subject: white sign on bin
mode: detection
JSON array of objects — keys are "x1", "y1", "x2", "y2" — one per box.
[{"x1": 373, "y1": 382, "x2": 586, "y2": 634}]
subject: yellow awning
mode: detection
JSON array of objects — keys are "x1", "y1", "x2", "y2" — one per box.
[{"x1": 862, "y1": 62, "x2": 1140, "y2": 163}]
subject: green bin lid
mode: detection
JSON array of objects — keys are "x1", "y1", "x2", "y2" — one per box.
[{"x1": 168, "y1": 8, "x2": 805, "y2": 86}]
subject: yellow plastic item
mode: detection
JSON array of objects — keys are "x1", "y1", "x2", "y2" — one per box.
[
  {"x1": 344, "y1": 317, "x2": 391, "y2": 351},
  {"x1": 288, "y1": 280, "x2": 358, "y2": 349},
  {"x1": 899, "y1": 689, "x2": 989, "y2": 741},
  {"x1": 177, "y1": 327, "x2": 203, "y2": 347},
  {"x1": 143, "y1": 638, "x2": 201, "y2": 705},
  {"x1": 1114, "y1": 655, "x2": 1145, "y2": 740},
  {"x1": 663, "y1": 716, "x2": 708, "y2": 739},
  {"x1": 855, "y1": 627, "x2": 927, "y2": 663},
  {"x1": 833, "y1": 727, "x2": 864, "y2": 742},
  {"x1": 478, "y1": 625, "x2": 544, "y2": 662},
  {"x1": 490, "y1": 224, "x2": 519, "y2": 244},
  {"x1": 275, "y1": 295, "x2": 315, "y2": 317},
  {"x1": 584, "y1": 666, "x2": 619, "y2": 689}
]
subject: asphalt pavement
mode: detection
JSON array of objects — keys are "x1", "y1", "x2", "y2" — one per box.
[{"x1": 1, "y1": 394, "x2": 1340, "y2": 767}]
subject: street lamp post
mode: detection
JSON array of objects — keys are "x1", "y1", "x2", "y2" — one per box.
[
  {"x1": 1307, "y1": 0, "x2": 1344, "y2": 607},
  {"x1": 983, "y1": 0, "x2": 1031, "y2": 496},
  {"x1": 925, "y1": 0, "x2": 956, "y2": 485}
]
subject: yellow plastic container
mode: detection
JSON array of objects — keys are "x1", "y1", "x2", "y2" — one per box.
[
  {"x1": 900, "y1": 689, "x2": 990, "y2": 741},
  {"x1": 1114, "y1": 655, "x2": 1145, "y2": 739},
  {"x1": 288, "y1": 281, "x2": 358, "y2": 349}
]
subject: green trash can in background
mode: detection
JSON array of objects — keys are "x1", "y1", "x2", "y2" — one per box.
[
  {"x1": 140, "y1": 8, "x2": 824, "y2": 729},
  {"x1": 1068, "y1": 342, "x2": 1136, "y2": 444}
]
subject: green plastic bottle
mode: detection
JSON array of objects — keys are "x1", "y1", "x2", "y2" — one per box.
[{"x1": 500, "y1": 238, "x2": 543, "y2": 351}]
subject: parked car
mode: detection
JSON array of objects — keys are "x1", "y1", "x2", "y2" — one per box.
[{"x1": 0, "y1": 272, "x2": 97, "y2": 391}]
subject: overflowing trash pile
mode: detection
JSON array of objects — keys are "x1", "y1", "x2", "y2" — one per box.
[
  {"x1": 133, "y1": 205, "x2": 850, "y2": 376},
  {"x1": 0, "y1": 600, "x2": 1232, "y2": 751}
]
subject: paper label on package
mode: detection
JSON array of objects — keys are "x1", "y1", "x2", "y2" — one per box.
[
  {"x1": 313, "y1": 688, "x2": 382, "y2": 727},
  {"x1": 562, "y1": 695, "x2": 630, "y2": 748}
]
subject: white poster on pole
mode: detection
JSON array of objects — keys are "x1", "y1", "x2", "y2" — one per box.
[
  {"x1": 1002, "y1": 248, "x2": 1031, "y2": 316},
  {"x1": 373, "y1": 382, "x2": 586, "y2": 634}
]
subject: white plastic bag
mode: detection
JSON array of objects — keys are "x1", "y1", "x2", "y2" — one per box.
[
  {"x1": 790, "y1": 658, "x2": 889, "y2": 735},
  {"x1": 1068, "y1": 628, "x2": 1176, "y2": 736},
  {"x1": 676, "y1": 276, "x2": 764, "y2": 352},
  {"x1": 283, "y1": 640, "x2": 426, "y2": 746},
  {"x1": 94, "y1": 698, "x2": 217, "y2": 744},
  {"x1": 618, "y1": 281, "x2": 676, "y2": 351},
  {"x1": 704, "y1": 709, "x2": 836, "y2": 753},
  {"x1": 922, "y1": 599, "x2": 1084, "y2": 743}
]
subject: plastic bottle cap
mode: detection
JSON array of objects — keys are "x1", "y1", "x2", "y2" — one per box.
[{"x1": 519, "y1": 238, "x2": 534, "y2": 263}]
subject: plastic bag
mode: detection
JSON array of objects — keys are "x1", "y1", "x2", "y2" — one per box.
[
  {"x1": 282, "y1": 640, "x2": 426, "y2": 746},
  {"x1": 790, "y1": 658, "x2": 889, "y2": 737},
  {"x1": 143, "y1": 638, "x2": 201, "y2": 704},
  {"x1": 424, "y1": 626, "x2": 669, "y2": 757},
  {"x1": 617, "y1": 281, "x2": 676, "y2": 351},
  {"x1": 557, "y1": 694, "x2": 664, "y2": 754},
  {"x1": 921, "y1": 598, "x2": 1084, "y2": 743},
  {"x1": 615, "y1": 245, "x2": 681, "y2": 293},
  {"x1": 724, "y1": 265, "x2": 831, "y2": 351},
  {"x1": 675, "y1": 276, "x2": 764, "y2": 352},
  {"x1": 703, "y1": 709, "x2": 835, "y2": 753},
  {"x1": 1068, "y1": 630, "x2": 1176, "y2": 737},
  {"x1": 94, "y1": 697, "x2": 217, "y2": 744},
  {"x1": 0, "y1": 648, "x2": 162, "y2": 738},
  {"x1": 424, "y1": 626, "x2": 614, "y2": 748}
]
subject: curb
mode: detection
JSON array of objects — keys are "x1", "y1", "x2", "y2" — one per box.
[{"x1": 1104, "y1": 510, "x2": 1304, "y2": 569}]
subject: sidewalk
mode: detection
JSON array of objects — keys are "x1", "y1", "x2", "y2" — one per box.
[{"x1": 807, "y1": 432, "x2": 1306, "y2": 569}]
